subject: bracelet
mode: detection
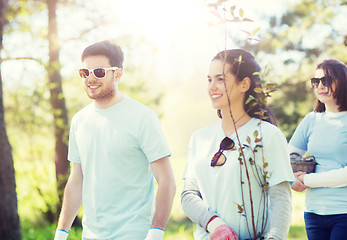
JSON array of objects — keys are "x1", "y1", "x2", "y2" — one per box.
[
  {"x1": 57, "y1": 229, "x2": 69, "y2": 234},
  {"x1": 150, "y1": 227, "x2": 164, "y2": 232}
]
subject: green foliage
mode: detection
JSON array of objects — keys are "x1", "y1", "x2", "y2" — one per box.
[
  {"x1": 272, "y1": 78, "x2": 315, "y2": 139},
  {"x1": 254, "y1": 0, "x2": 347, "y2": 139},
  {"x1": 5, "y1": 84, "x2": 58, "y2": 223},
  {"x1": 21, "y1": 222, "x2": 82, "y2": 240},
  {"x1": 3, "y1": 0, "x2": 168, "y2": 230}
]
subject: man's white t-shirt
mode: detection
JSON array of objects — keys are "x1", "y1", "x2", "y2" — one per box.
[{"x1": 68, "y1": 97, "x2": 171, "y2": 240}]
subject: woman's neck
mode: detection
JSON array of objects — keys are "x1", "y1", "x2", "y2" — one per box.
[
  {"x1": 325, "y1": 102, "x2": 340, "y2": 113},
  {"x1": 221, "y1": 108, "x2": 251, "y2": 137}
]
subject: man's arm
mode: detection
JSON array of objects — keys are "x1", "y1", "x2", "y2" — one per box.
[
  {"x1": 150, "y1": 156, "x2": 176, "y2": 229},
  {"x1": 56, "y1": 163, "x2": 83, "y2": 233}
]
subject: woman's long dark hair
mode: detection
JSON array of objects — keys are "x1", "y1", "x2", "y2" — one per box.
[
  {"x1": 314, "y1": 59, "x2": 347, "y2": 112},
  {"x1": 213, "y1": 49, "x2": 277, "y2": 125}
]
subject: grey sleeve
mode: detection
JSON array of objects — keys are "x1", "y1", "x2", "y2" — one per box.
[
  {"x1": 181, "y1": 178, "x2": 216, "y2": 230},
  {"x1": 267, "y1": 181, "x2": 292, "y2": 240}
]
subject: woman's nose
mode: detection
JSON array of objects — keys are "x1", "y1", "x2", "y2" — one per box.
[{"x1": 209, "y1": 79, "x2": 217, "y2": 90}]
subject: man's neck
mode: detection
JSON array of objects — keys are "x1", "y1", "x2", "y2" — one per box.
[{"x1": 94, "y1": 93, "x2": 124, "y2": 109}]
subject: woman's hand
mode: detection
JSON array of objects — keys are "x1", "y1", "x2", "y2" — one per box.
[
  {"x1": 209, "y1": 225, "x2": 239, "y2": 240},
  {"x1": 291, "y1": 171, "x2": 309, "y2": 192}
]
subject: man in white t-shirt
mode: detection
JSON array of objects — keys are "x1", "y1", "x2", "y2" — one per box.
[{"x1": 54, "y1": 41, "x2": 176, "y2": 240}]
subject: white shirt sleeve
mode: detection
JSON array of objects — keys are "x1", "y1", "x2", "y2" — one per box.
[{"x1": 304, "y1": 166, "x2": 347, "y2": 188}]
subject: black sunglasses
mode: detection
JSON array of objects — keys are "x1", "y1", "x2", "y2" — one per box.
[
  {"x1": 211, "y1": 137, "x2": 235, "y2": 167},
  {"x1": 310, "y1": 76, "x2": 327, "y2": 88},
  {"x1": 79, "y1": 67, "x2": 118, "y2": 79}
]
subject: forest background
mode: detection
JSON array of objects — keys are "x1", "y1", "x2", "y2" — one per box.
[{"x1": 0, "y1": 0, "x2": 347, "y2": 239}]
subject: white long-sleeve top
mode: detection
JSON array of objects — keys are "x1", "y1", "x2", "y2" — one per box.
[{"x1": 289, "y1": 144, "x2": 347, "y2": 188}]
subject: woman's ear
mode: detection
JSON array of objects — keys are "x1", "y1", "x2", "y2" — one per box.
[{"x1": 241, "y1": 77, "x2": 251, "y2": 93}]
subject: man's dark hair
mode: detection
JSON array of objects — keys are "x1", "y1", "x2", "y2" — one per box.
[{"x1": 81, "y1": 40, "x2": 124, "y2": 69}]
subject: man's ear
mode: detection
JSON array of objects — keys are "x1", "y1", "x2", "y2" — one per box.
[
  {"x1": 114, "y1": 68, "x2": 123, "y2": 81},
  {"x1": 241, "y1": 77, "x2": 251, "y2": 93}
]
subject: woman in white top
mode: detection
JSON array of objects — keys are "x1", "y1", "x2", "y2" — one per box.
[
  {"x1": 181, "y1": 49, "x2": 294, "y2": 240},
  {"x1": 290, "y1": 59, "x2": 347, "y2": 240}
]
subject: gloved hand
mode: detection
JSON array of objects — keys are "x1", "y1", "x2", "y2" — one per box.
[
  {"x1": 144, "y1": 227, "x2": 165, "y2": 240},
  {"x1": 209, "y1": 225, "x2": 239, "y2": 240},
  {"x1": 54, "y1": 229, "x2": 69, "y2": 240},
  {"x1": 207, "y1": 217, "x2": 238, "y2": 240}
]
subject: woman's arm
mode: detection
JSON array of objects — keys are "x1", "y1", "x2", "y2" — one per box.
[
  {"x1": 288, "y1": 144, "x2": 347, "y2": 188},
  {"x1": 181, "y1": 178, "x2": 216, "y2": 230},
  {"x1": 288, "y1": 144, "x2": 309, "y2": 192},
  {"x1": 267, "y1": 181, "x2": 292, "y2": 240},
  {"x1": 302, "y1": 166, "x2": 347, "y2": 188}
]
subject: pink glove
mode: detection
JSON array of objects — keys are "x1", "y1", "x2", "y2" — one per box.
[{"x1": 209, "y1": 224, "x2": 239, "y2": 240}]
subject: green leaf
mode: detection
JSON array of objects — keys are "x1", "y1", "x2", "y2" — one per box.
[
  {"x1": 254, "y1": 87, "x2": 263, "y2": 93},
  {"x1": 230, "y1": 5, "x2": 236, "y2": 17},
  {"x1": 252, "y1": 27, "x2": 261, "y2": 35},
  {"x1": 264, "y1": 83, "x2": 277, "y2": 89},
  {"x1": 242, "y1": 18, "x2": 254, "y2": 22},
  {"x1": 253, "y1": 130, "x2": 259, "y2": 138},
  {"x1": 246, "y1": 136, "x2": 251, "y2": 144},
  {"x1": 236, "y1": 203, "x2": 244, "y2": 213},
  {"x1": 239, "y1": 8, "x2": 244, "y2": 18}
]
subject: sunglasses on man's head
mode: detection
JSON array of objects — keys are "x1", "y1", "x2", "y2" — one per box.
[
  {"x1": 310, "y1": 76, "x2": 327, "y2": 88},
  {"x1": 79, "y1": 67, "x2": 119, "y2": 79},
  {"x1": 211, "y1": 137, "x2": 235, "y2": 167}
]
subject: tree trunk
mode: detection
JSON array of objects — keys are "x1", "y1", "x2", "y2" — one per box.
[
  {"x1": 0, "y1": 0, "x2": 22, "y2": 238},
  {"x1": 47, "y1": 0, "x2": 70, "y2": 213}
]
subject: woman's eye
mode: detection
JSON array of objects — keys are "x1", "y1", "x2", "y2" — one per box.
[{"x1": 218, "y1": 77, "x2": 224, "y2": 81}]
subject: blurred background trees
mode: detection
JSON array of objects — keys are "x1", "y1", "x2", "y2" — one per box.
[
  {"x1": 2, "y1": 0, "x2": 162, "y2": 231},
  {"x1": 252, "y1": 0, "x2": 347, "y2": 138},
  {"x1": 0, "y1": 0, "x2": 21, "y2": 238},
  {"x1": 0, "y1": 0, "x2": 346, "y2": 239}
]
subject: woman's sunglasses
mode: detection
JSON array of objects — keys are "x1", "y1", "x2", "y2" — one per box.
[
  {"x1": 310, "y1": 76, "x2": 327, "y2": 88},
  {"x1": 79, "y1": 67, "x2": 119, "y2": 79},
  {"x1": 211, "y1": 137, "x2": 235, "y2": 167}
]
